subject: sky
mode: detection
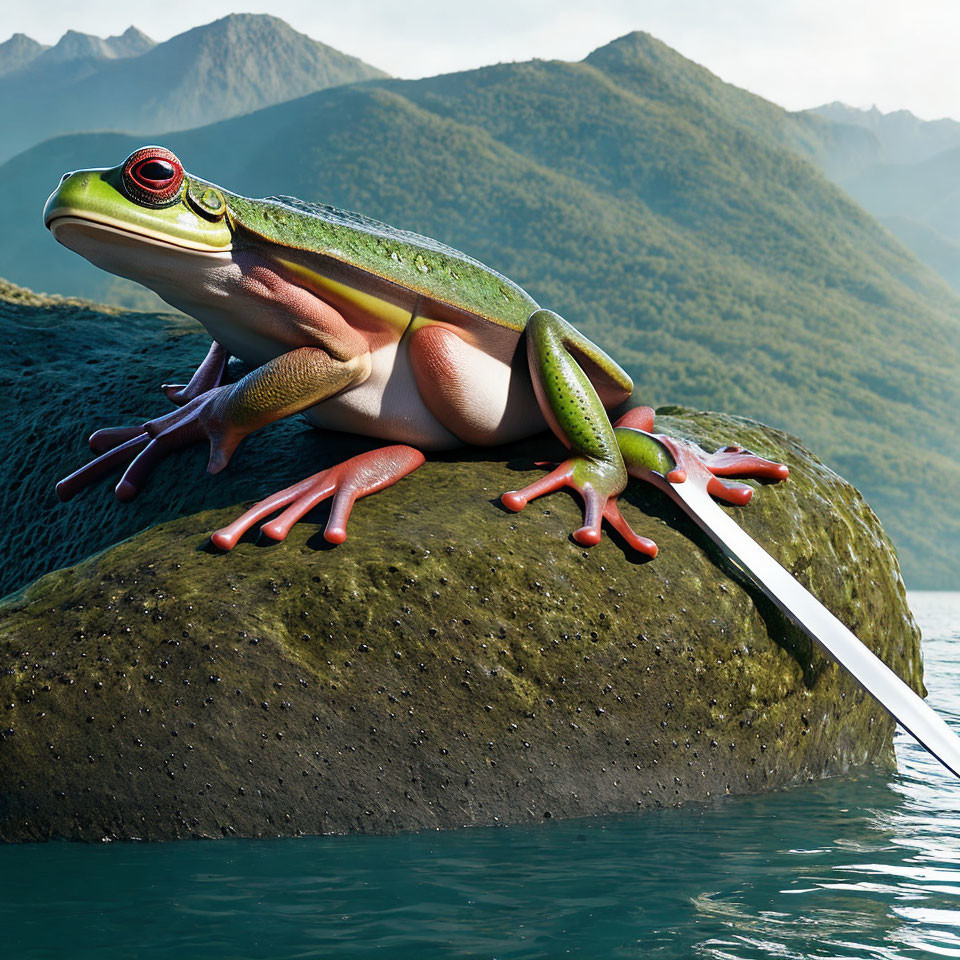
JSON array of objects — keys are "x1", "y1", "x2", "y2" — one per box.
[{"x1": 5, "y1": 0, "x2": 960, "y2": 119}]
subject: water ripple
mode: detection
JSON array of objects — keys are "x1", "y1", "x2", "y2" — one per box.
[{"x1": 2, "y1": 592, "x2": 960, "y2": 959}]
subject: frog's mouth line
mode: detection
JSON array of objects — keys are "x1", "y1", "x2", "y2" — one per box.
[{"x1": 45, "y1": 211, "x2": 233, "y2": 254}]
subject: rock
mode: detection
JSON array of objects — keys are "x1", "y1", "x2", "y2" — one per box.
[
  {"x1": 0, "y1": 278, "x2": 348, "y2": 599},
  {"x1": 0, "y1": 382, "x2": 922, "y2": 839}
]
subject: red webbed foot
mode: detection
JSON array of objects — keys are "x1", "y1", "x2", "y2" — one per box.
[
  {"x1": 210, "y1": 445, "x2": 425, "y2": 549},
  {"x1": 613, "y1": 406, "x2": 789, "y2": 505},
  {"x1": 686, "y1": 442, "x2": 790, "y2": 504},
  {"x1": 501, "y1": 458, "x2": 659, "y2": 557}
]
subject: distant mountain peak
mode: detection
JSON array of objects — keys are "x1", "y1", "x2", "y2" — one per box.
[
  {"x1": 195, "y1": 12, "x2": 368, "y2": 49},
  {"x1": 807, "y1": 101, "x2": 960, "y2": 168},
  {"x1": 37, "y1": 26, "x2": 154, "y2": 64},
  {"x1": 48, "y1": 29, "x2": 104, "y2": 56},
  {"x1": 594, "y1": 29, "x2": 659, "y2": 47},
  {"x1": 146, "y1": 13, "x2": 388, "y2": 84},
  {"x1": 583, "y1": 29, "x2": 721, "y2": 90},
  {"x1": 0, "y1": 32, "x2": 48, "y2": 76},
  {"x1": 108, "y1": 26, "x2": 155, "y2": 57},
  {"x1": 28, "y1": 29, "x2": 93, "y2": 65},
  {"x1": 212, "y1": 12, "x2": 288, "y2": 26},
  {"x1": 585, "y1": 30, "x2": 673, "y2": 61},
  {"x1": 0, "y1": 12, "x2": 386, "y2": 165},
  {"x1": 182, "y1": 12, "x2": 310, "y2": 38},
  {"x1": 154, "y1": 13, "x2": 383, "y2": 62},
  {"x1": 813, "y1": 101, "x2": 956, "y2": 125}
]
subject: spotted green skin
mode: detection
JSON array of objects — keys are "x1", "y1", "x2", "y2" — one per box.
[
  {"x1": 526, "y1": 309, "x2": 628, "y2": 495},
  {"x1": 227, "y1": 197, "x2": 632, "y2": 493},
  {"x1": 226, "y1": 194, "x2": 538, "y2": 331}
]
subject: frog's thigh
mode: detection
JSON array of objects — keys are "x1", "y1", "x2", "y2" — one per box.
[{"x1": 408, "y1": 325, "x2": 543, "y2": 445}]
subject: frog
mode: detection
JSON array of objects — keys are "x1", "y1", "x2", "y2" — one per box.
[{"x1": 44, "y1": 146, "x2": 787, "y2": 552}]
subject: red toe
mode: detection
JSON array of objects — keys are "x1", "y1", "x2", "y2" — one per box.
[
  {"x1": 573, "y1": 525, "x2": 602, "y2": 546},
  {"x1": 501, "y1": 491, "x2": 527, "y2": 512},
  {"x1": 210, "y1": 529, "x2": 238, "y2": 551}
]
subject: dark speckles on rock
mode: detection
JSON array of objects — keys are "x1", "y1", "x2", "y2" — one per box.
[{"x1": 0, "y1": 408, "x2": 920, "y2": 842}]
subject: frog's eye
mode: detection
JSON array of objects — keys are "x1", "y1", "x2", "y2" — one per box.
[{"x1": 121, "y1": 146, "x2": 184, "y2": 205}]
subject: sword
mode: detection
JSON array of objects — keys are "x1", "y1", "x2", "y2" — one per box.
[{"x1": 616, "y1": 424, "x2": 960, "y2": 782}]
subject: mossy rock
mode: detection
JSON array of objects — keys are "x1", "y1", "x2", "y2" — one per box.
[
  {"x1": 0, "y1": 278, "x2": 405, "y2": 601},
  {"x1": 0, "y1": 385, "x2": 921, "y2": 839}
]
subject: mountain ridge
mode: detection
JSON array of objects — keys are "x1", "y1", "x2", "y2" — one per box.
[
  {"x1": 809, "y1": 101, "x2": 960, "y2": 166},
  {"x1": 0, "y1": 33, "x2": 48, "y2": 76},
  {"x1": 2, "y1": 28, "x2": 959, "y2": 586},
  {"x1": 804, "y1": 101, "x2": 960, "y2": 295},
  {"x1": 0, "y1": 14, "x2": 387, "y2": 163},
  {"x1": 30, "y1": 25, "x2": 155, "y2": 65}
]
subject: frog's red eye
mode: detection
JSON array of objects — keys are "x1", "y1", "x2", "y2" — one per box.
[{"x1": 121, "y1": 146, "x2": 184, "y2": 204}]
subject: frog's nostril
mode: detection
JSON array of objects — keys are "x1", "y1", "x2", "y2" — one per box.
[{"x1": 60, "y1": 172, "x2": 71, "y2": 184}]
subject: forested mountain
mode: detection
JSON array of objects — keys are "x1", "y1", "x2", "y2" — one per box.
[
  {"x1": 2, "y1": 30, "x2": 960, "y2": 586},
  {"x1": 804, "y1": 103, "x2": 960, "y2": 294},
  {"x1": 0, "y1": 15, "x2": 386, "y2": 163}
]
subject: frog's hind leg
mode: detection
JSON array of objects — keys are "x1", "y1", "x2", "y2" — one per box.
[
  {"x1": 500, "y1": 309, "x2": 656, "y2": 552},
  {"x1": 613, "y1": 406, "x2": 789, "y2": 503},
  {"x1": 210, "y1": 445, "x2": 425, "y2": 549}
]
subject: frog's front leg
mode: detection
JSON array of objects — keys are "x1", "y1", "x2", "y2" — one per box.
[
  {"x1": 56, "y1": 346, "x2": 370, "y2": 503},
  {"x1": 500, "y1": 309, "x2": 658, "y2": 553},
  {"x1": 79, "y1": 342, "x2": 234, "y2": 458}
]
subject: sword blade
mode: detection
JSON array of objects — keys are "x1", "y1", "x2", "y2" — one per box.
[{"x1": 652, "y1": 473, "x2": 960, "y2": 780}]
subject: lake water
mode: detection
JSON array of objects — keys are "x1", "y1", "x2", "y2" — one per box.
[{"x1": 2, "y1": 591, "x2": 959, "y2": 959}]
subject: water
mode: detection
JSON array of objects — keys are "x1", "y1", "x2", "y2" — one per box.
[{"x1": 2, "y1": 592, "x2": 960, "y2": 960}]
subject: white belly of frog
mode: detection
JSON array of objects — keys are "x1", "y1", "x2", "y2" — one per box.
[
  {"x1": 304, "y1": 336, "x2": 544, "y2": 450},
  {"x1": 304, "y1": 340, "x2": 459, "y2": 450}
]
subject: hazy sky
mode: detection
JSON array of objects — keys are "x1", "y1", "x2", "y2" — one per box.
[{"x1": 6, "y1": 0, "x2": 960, "y2": 119}]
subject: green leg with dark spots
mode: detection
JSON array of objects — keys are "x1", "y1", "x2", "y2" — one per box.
[
  {"x1": 500, "y1": 311, "x2": 792, "y2": 555},
  {"x1": 502, "y1": 309, "x2": 657, "y2": 553}
]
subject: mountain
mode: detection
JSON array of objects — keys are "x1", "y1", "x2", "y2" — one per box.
[
  {"x1": 879, "y1": 216, "x2": 960, "y2": 292},
  {"x1": 802, "y1": 104, "x2": 960, "y2": 295},
  {"x1": 32, "y1": 26, "x2": 155, "y2": 65},
  {"x1": 0, "y1": 14, "x2": 386, "y2": 163},
  {"x1": 0, "y1": 27, "x2": 155, "y2": 95},
  {"x1": 841, "y1": 144, "x2": 960, "y2": 244},
  {"x1": 810, "y1": 102, "x2": 960, "y2": 168},
  {"x1": 0, "y1": 33, "x2": 48, "y2": 76},
  {"x1": 3, "y1": 31, "x2": 960, "y2": 587}
]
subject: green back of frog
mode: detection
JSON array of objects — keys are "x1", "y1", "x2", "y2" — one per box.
[{"x1": 227, "y1": 194, "x2": 537, "y2": 330}]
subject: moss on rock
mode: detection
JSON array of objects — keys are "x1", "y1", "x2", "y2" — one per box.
[{"x1": 0, "y1": 386, "x2": 921, "y2": 839}]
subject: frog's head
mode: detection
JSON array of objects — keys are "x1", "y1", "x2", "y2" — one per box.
[{"x1": 43, "y1": 146, "x2": 234, "y2": 288}]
